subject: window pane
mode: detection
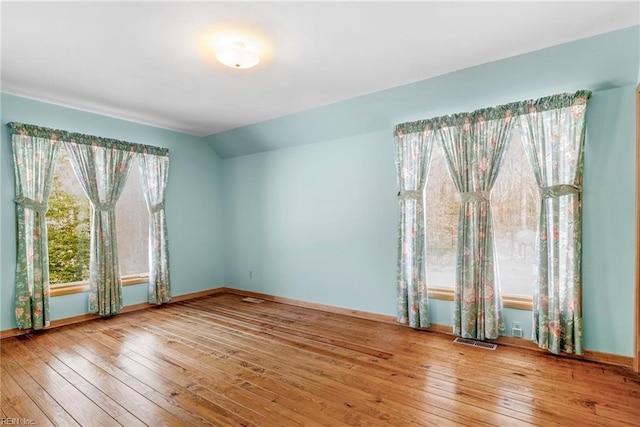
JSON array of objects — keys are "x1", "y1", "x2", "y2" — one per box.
[
  {"x1": 424, "y1": 140, "x2": 458, "y2": 287},
  {"x1": 115, "y1": 157, "x2": 149, "y2": 276},
  {"x1": 424, "y1": 130, "x2": 539, "y2": 297},
  {"x1": 48, "y1": 147, "x2": 149, "y2": 284},
  {"x1": 492, "y1": 129, "x2": 539, "y2": 297},
  {"x1": 48, "y1": 145, "x2": 91, "y2": 284}
]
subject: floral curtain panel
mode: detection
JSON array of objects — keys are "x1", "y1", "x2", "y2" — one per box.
[
  {"x1": 139, "y1": 153, "x2": 171, "y2": 304},
  {"x1": 10, "y1": 128, "x2": 60, "y2": 329},
  {"x1": 394, "y1": 122, "x2": 436, "y2": 328},
  {"x1": 438, "y1": 107, "x2": 516, "y2": 340},
  {"x1": 65, "y1": 142, "x2": 135, "y2": 315},
  {"x1": 519, "y1": 91, "x2": 591, "y2": 355}
]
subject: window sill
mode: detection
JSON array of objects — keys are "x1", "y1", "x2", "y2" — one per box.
[
  {"x1": 50, "y1": 274, "x2": 148, "y2": 297},
  {"x1": 428, "y1": 286, "x2": 533, "y2": 311}
]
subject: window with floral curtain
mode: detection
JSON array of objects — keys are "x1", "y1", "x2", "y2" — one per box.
[
  {"x1": 8, "y1": 122, "x2": 169, "y2": 325},
  {"x1": 437, "y1": 107, "x2": 517, "y2": 340},
  {"x1": 393, "y1": 91, "x2": 590, "y2": 352},
  {"x1": 64, "y1": 141, "x2": 136, "y2": 315}
]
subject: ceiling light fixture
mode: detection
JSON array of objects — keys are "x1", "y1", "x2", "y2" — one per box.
[{"x1": 216, "y1": 41, "x2": 260, "y2": 69}]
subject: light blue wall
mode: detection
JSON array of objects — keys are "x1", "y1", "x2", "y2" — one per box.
[
  {"x1": 582, "y1": 86, "x2": 637, "y2": 355},
  {"x1": 218, "y1": 27, "x2": 639, "y2": 356},
  {"x1": 0, "y1": 93, "x2": 226, "y2": 329},
  {"x1": 222, "y1": 131, "x2": 397, "y2": 314}
]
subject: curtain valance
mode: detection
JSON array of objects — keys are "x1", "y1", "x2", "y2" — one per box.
[
  {"x1": 394, "y1": 90, "x2": 592, "y2": 136},
  {"x1": 8, "y1": 122, "x2": 169, "y2": 157}
]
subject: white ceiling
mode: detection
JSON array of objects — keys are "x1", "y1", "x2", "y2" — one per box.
[{"x1": 2, "y1": 1, "x2": 639, "y2": 137}]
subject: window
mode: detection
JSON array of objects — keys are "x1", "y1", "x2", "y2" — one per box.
[
  {"x1": 492, "y1": 129, "x2": 539, "y2": 297},
  {"x1": 424, "y1": 140, "x2": 458, "y2": 288},
  {"x1": 425, "y1": 128, "x2": 538, "y2": 299},
  {"x1": 48, "y1": 145, "x2": 149, "y2": 292},
  {"x1": 48, "y1": 145, "x2": 91, "y2": 285},
  {"x1": 114, "y1": 156, "x2": 149, "y2": 277}
]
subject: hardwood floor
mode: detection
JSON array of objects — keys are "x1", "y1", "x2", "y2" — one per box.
[{"x1": 2, "y1": 293, "x2": 639, "y2": 426}]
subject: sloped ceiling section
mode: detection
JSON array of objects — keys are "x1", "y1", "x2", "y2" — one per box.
[
  {"x1": 1, "y1": 2, "x2": 638, "y2": 142},
  {"x1": 206, "y1": 26, "x2": 640, "y2": 158}
]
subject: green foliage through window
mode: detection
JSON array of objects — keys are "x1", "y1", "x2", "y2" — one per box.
[
  {"x1": 47, "y1": 146, "x2": 148, "y2": 285},
  {"x1": 47, "y1": 175, "x2": 90, "y2": 284}
]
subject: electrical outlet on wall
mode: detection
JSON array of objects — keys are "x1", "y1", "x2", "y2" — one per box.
[{"x1": 512, "y1": 321, "x2": 523, "y2": 338}]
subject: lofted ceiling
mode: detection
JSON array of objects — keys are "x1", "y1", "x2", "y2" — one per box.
[{"x1": 1, "y1": 1, "x2": 639, "y2": 137}]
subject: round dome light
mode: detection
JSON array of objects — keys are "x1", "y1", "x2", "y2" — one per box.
[{"x1": 215, "y1": 41, "x2": 260, "y2": 69}]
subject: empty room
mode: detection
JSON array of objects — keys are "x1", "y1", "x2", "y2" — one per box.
[{"x1": 1, "y1": 1, "x2": 640, "y2": 426}]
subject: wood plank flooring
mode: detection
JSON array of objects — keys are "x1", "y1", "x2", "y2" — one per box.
[{"x1": 2, "y1": 293, "x2": 640, "y2": 426}]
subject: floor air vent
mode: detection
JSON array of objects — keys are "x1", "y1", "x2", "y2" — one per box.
[
  {"x1": 242, "y1": 297, "x2": 265, "y2": 304},
  {"x1": 453, "y1": 337, "x2": 498, "y2": 350}
]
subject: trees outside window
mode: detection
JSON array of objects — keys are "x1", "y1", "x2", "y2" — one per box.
[
  {"x1": 425, "y1": 129, "x2": 539, "y2": 297},
  {"x1": 47, "y1": 174, "x2": 90, "y2": 284},
  {"x1": 48, "y1": 146, "x2": 148, "y2": 285}
]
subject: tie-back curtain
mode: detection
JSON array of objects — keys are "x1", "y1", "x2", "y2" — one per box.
[
  {"x1": 11, "y1": 132, "x2": 60, "y2": 330},
  {"x1": 65, "y1": 142, "x2": 135, "y2": 315},
  {"x1": 519, "y1": 91, "x2": 590, "y2": 355},
  {"x1": 438, "y1": 108, "x2": 516, "y2": 340},
  {"x1": 393, "y1": 90, "x2": 590, "y2": 351},
  {"x1": 394, "y1": 123, "x2": 436, "y2": 328},
  {"x1": 139, "y1": 153, "x2": 171, "y2": 305}
]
